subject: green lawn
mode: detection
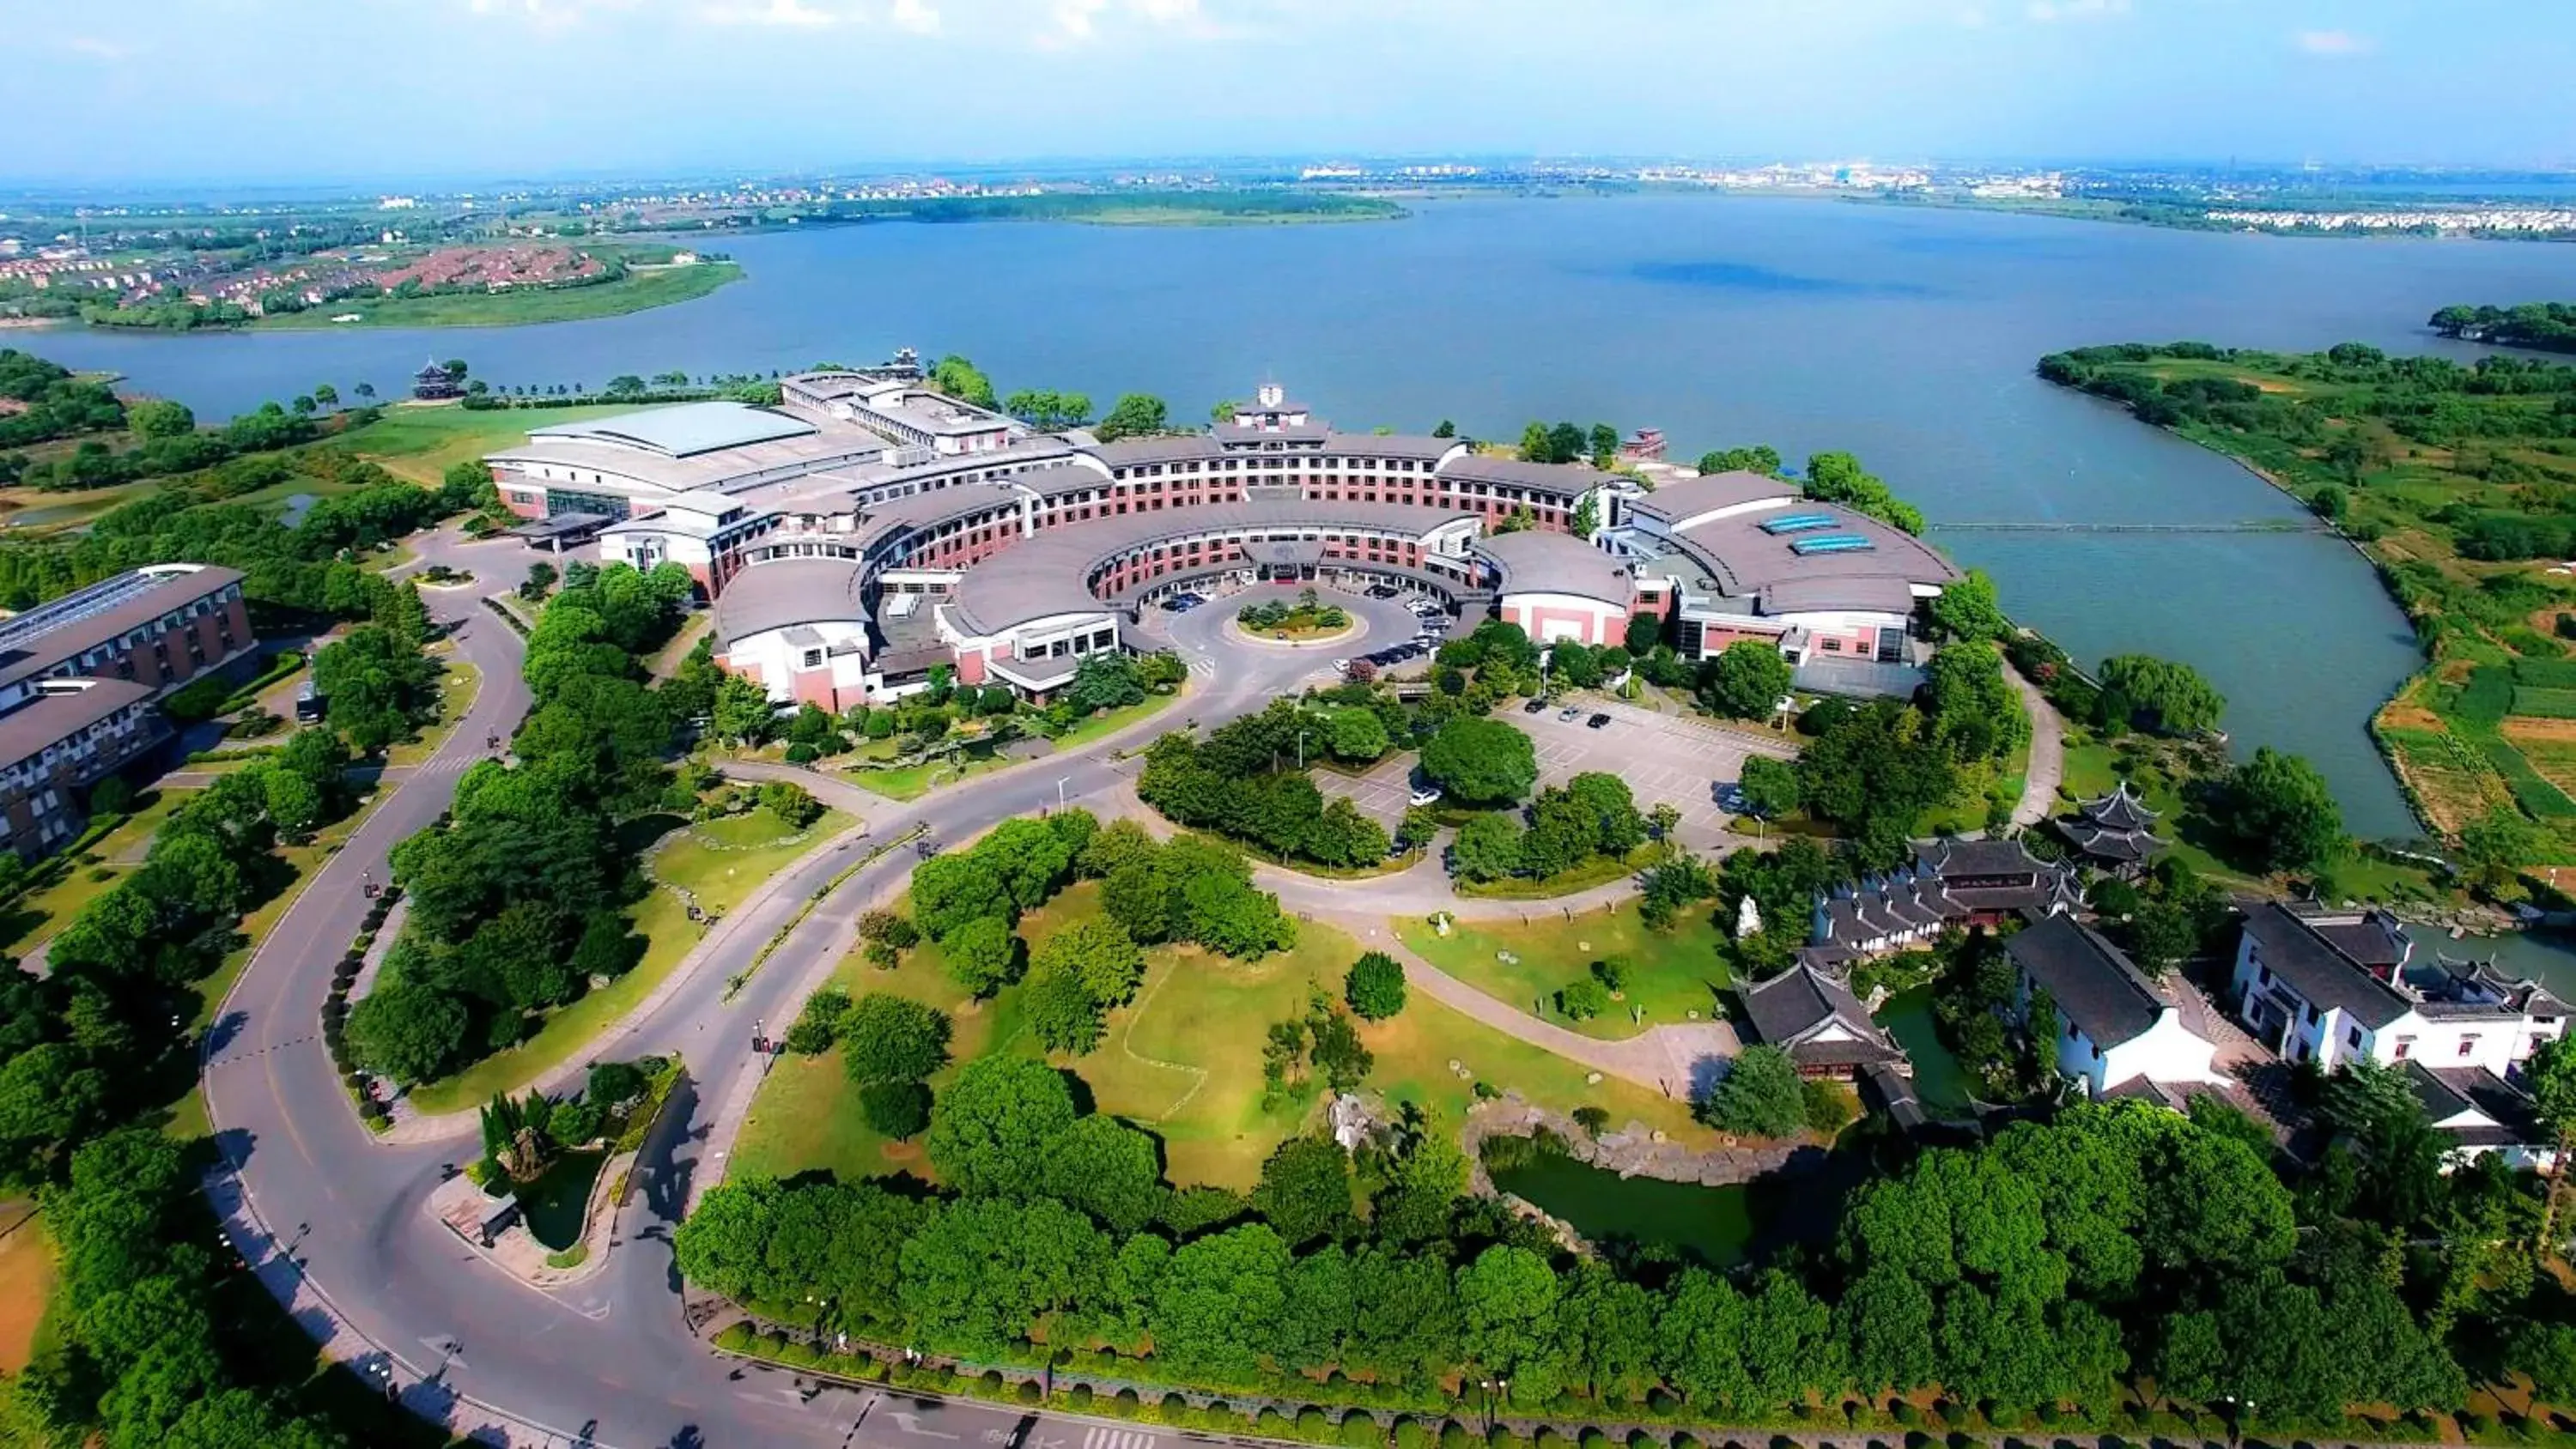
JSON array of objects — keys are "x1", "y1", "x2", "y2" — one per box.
[
  {"x1": 0, "y1": 789, "x2": 193, "y2": 954},
  {"x1": 256, "y1": 261, "x2": 743, "y2": 332},
  {"x1": 1048, "y1": 691, "x2": 1182, "y2": 752},
  {"x1": 852, "y1": 745, "x2": 1012, "y2": 801},
  {"x1": 2057, "y1": 736, "x2": 2123, "y2": 803},
  {"x1": 647, "y1": 808, "x2": 855, "y2": 915},
  {"x1": 1077, "y1": 903, "x2": 1344, "y2": 1190},
  {"x1": 1391, "y1": 900, "x2": 1729, "y2": 1040},
  {"x1": 729, "y1": 882, "x2": 1722, "y2": 1192},
  {"x1": 408, "y1": 809, "x2": 851, "y2": 1113},
  {"x1": 1363, "y1": 987, "x2": 1712, "y2": 1144},
  {"x1": 730, "y1": 926, "x2": 1012, "y2": 1186},
  {"x1": 336, "y1": 402, "x2": 629, "y2": 485}
]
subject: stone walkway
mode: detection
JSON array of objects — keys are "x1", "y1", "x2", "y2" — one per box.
[{"x1": 2005, "y1": 658, "x2": 2069, "y2": 830}]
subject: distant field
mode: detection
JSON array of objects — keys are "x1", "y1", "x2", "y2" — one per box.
[
  {"x1": 255, "y1": 261, "x2": 742, "y2": 331},
  {"x1": 337, "y1": 402, "x2": 626, "y2": 484}
]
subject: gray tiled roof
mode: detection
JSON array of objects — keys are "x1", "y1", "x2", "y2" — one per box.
[
  {"x1": 1736, "y1": 961, "x2": 1903, "y2": 1069},
  {"x1": 0, "y1": 678, "x2": 156, "y2": 769},
  {"x1": 711, "y1": 557, "x2": 868, "y2": 650},
  {"x1": 0, "y1": 565, "x2": 246, "y2": 693},
  {"x1": 1623, "y1": 470, "x2": 1798, "y2": 525},
  {"x1": 528, "y1": 401, "x2": 817, "y2": 458},
  {"x1": 2006, "y1": 915, "x2": 2169, "y2": 1048},
  {"x1": 1473, "y1": 530, "x2": 1636, "y2": 609},
  {"x1": 1437, "y1": 452, "x2": 1620, "y2": 499},
  {"x1": 2239, "y1": 901, "x2": 2414, "y2": 1029}
]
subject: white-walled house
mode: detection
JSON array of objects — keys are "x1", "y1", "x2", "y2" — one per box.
[
  {"x1": 2231, "y1": 902, "x2": 2568, "y2": 1076},
  {"x1": 2005, "y1": 915, "x2": 2221, "y2": 1099}
]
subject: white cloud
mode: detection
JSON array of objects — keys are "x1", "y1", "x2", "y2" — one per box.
[
  {"x1": 61, "y1": 35, "x2": 132, "y2": 61},
  {"x1": 2026, "y1": 0, "x2": 2127, "y2": 20},
  {"x1": 890, "y1": 0, "x2": 941, "y2": 32},
  {"x1": 2295, "y1": 27, "x2": 2372, "y2": 56},
  {"x1": 700, "y1": 0, "x2": 838, "y2": 23}
]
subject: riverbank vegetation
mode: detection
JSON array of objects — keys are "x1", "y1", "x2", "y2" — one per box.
[
  {"x1": 2038, "y1": 335, "x2": 2576, "y2": 874},
  {"x1": 257, "y1": 256, "x2": 741, "y2": 330}
]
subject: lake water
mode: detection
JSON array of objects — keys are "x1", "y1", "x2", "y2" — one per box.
[{"x1": 28, "y1": 195, "x2": 2576, "y2": 837}]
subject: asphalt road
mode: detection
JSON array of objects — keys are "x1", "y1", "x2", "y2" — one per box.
[{"x1": 202, "y1": 560, "x2": 1364, "y2": 1449}]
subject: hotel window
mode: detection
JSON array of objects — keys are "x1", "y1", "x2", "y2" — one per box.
[
  {"x1": 2395, "y1": 1032, "x2": 2418, "y2": 1058},
  {"x1": 2459, "y1": 1036, "x2": 2479, "y2": 1058},
  {"x1": 2345, "y1": 1024, "x2": 2362, "y2": 1049}
]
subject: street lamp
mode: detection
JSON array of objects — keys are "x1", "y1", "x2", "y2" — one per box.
[{"x1": 1056, "y1": 776, "x2": 1070, "y2": 814}]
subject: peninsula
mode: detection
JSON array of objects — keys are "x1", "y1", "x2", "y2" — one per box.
[{"x1": 2039, "y1": 330, "x2": 2576, "y2": 870}]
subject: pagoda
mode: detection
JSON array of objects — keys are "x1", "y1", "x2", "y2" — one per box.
[
  {"x1": 412, "y1": 359, "x2": 463, "y2": 401},
  {"x1": 2056, "y1": 780, "x2": 2167, "y2": 877}
]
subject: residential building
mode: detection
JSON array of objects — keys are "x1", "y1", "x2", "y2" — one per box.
[
  {"x1": 0, "y1": 563, "x2": 254, "y2": 858},
  {"x1": 2005, "y1": 914, "x2": 2221, "y2": 1100},
  {"x1": 1807, "y1": 836, "x2": 2083, "y2": 961},
  {"x1": 2230, "y1": 901, "x2": 2567, "y2": 1076}
]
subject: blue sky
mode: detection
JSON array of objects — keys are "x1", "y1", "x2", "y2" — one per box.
[{"x1": 15, "y1": 0, "x2": 2576, "y2": 184}]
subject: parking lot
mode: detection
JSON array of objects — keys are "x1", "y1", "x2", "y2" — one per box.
[{"x1": 1317, "y1": 696, "x2": 1791, "y2": 853}]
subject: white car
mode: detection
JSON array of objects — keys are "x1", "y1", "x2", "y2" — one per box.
[{"x1": 1408, "y1": 784, "x2": 1444, "y2": 808}]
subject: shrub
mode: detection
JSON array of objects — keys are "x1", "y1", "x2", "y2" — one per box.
[
  {"x1": 1297, "y1": 1407, "x2": 1333, "y2": 1440},
  {"x1": 1261, "y1": 1409, "x2": 1296, "y2": 1437},
  {"x1": 1014, "y1": 1379, "x2": 1042, "y2": 1404},
  {"x1": 1342, "y1": 1412, "x2": 1384, "y2": 1449},
  {"x1": 1346, "y1": 950, "x2": 1408, "y2": 1020},
  {"x1": 784, "y1": 743, "x2": 819, "y2": 764}
]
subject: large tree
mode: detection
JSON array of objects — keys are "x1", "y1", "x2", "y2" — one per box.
[
  {"x1": 2212, "y1": 746, "x2": 2345, "y2": 873},
  {"x1": 926, "y1": 1056, "x2": 1078, "y2": 1197},
  {"x1": 1095, "y1": 393, "x2": 1171, "y2": 441},
  {"x1": 1418, "y1": 717, "x2": 1538, "y2": 806},
  {"x1": 1698, "y1": 640, "x2": 1793, "y2": 720}
]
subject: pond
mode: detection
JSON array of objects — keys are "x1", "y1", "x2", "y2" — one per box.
[
  {"x1": 1489, "y1": 1155, "x2": 1758, "y2": 1266},
  {"x1": 1874, "y1": 986, "x2": 1979, "y2": 1120},
  {"x1": 513, "y1": 1151, "x2": 606, "y2": 1251}
]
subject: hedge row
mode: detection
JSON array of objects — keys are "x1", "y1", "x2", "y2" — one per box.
[{"x1": 707, "y1": 1321, "x2": 2524, "y2": 1449}]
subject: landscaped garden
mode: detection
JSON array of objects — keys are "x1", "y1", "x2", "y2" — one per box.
[
  {"x1": 1236, "y1": 587, "x2": 1352, "y2": 640},
  {"x1": 1390, "y1": 900, "x2": 1729, "y2": 1039},
  {"x1": 404, "y1": 792, "x2": 853, "y2": 1113}
]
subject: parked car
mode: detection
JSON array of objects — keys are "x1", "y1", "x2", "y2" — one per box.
[
  {"x1": 1409, "y1": 783, "x2": 1444, "y2": 807},
  {"x1": 1587, "y1": 712, "x2": 1613, "y2": 730},
  {"x1": 1522, "y1": 698, "x2": 1548, "y2": 714},
  {"x1": 1558, "y1": 705, "x2": 1583, "y2": 721}
]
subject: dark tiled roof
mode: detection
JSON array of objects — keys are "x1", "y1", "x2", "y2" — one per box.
[
  {"x1": 2006, "y1": 915, "x2": 2169, "y2": 1047},
  {"x1": 2239, "y1": 902, "x2": 2413, "y2": 1029},
  {"x1": 2059, "y1": 816, "x2": 2167, "y2": 864},
  {"x1": 0, "y1": 678, "x2": 156, "y2": 768},
  {"x1": 2080, "y1": 782, "x2": 2160, "y2": 831},
  {"x1": 2404, "y1": 1064, "x2": 2543, "y2": 1146},
  {"x1": 0, "y1": 565, "x2": 246, "y2": 692},
  {"x1": 1737, "y1": 962, "x2": 1904, "y2": 1070}
]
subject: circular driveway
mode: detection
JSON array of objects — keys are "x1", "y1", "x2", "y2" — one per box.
[{"x1": 1154, "y1": 582, "x2": 1436, "y2": 688}]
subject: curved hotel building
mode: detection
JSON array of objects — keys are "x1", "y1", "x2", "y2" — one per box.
[{"x1": 481, "y1": 368, "x2": 1958, "y2": 710}]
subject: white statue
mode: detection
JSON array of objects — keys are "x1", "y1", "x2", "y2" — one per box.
[{"x1": 1735, "y1": 894, "x2": 1763, "y2": 939}]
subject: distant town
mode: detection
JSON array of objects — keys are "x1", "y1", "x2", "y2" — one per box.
[{"x1": 5, "y1": 155, "x2": 2576, "y2": 325}]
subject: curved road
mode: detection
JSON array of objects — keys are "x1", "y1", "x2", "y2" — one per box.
[{"x1": 204, "y1": 568, "x2": 1431, "y2": 1448}]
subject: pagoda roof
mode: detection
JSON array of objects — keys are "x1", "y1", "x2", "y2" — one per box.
[{"x1": 2079, "y1": 780, "x2": 2160, "y2": 831}]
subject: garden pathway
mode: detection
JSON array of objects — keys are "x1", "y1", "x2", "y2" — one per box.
[
  {"x1": 1333, "y1": 918, "x2": 1738, "y2": 1099},
  {"x1": 2006, "y1": 659, "x2": 2069, "y2": 830}
]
